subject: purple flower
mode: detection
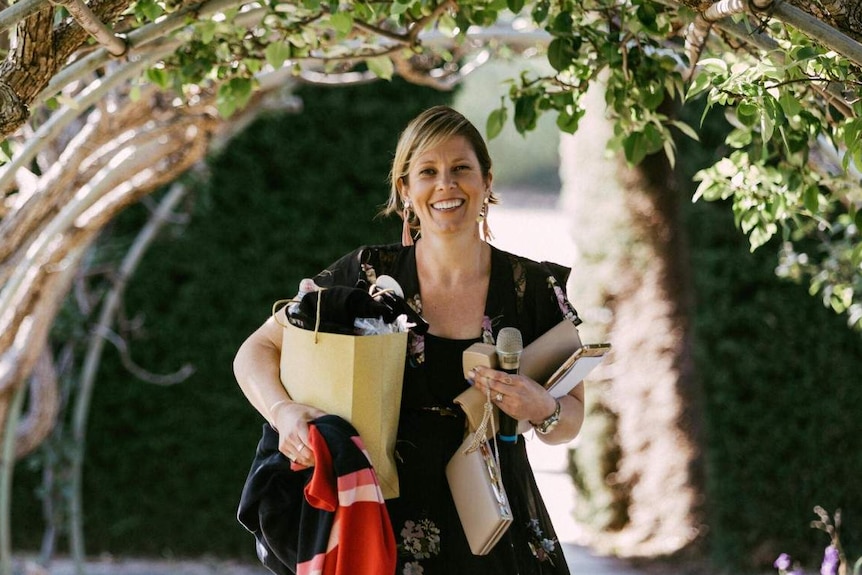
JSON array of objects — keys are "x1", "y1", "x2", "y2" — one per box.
[
  {"x1": 821, "y1": 545, "x2": 840, "y2": 575},
  {"x1": 775, "y1": 554, "x2": 793, "y2": 571}
]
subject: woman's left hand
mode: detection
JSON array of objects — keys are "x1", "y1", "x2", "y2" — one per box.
[{"x1": 469, "y1": 366, "x2": 557, "y2": 424}]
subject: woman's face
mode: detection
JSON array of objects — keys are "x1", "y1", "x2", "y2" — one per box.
[{"x1": 398, "y1": 135, "x2": 492, "y2": 240}]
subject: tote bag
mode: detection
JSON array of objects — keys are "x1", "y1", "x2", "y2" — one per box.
[{"x1": 280, "y1": 319, "x2": 407, "y2": 499}]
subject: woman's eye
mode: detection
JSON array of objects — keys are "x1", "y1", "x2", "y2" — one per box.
[{"x1": 419, "y1": 168, "x2": 436, "y2": 176}]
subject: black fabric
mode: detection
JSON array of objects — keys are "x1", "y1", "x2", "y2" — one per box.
[
  {"x1": 237, "y1": 423, "x2": 309, "y2": 575},
  {"x1": 293, "y1": 285, "x2": 397, "y2": 334},
  {"x1": 310, "y1": 243, "x2": 575, "y2": 575},
  {"x1": 237, "y1": 415, "x2": 393, "y2": 575}
]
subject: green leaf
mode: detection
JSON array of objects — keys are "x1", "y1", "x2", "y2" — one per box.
[
  {"x1": 556, "y1": 107, "x2": 582, "y2": 134},
  {"x1": 636, "y1": 3, "x2": 657, "y2": 32},
  {"x1": 547, "y1": 38, "x2": 576, "y2": 72},
  {"x1": 642, "y1": 83, "x2": 665, "y2": 111},
  {"x1": 507, "y1": 0, "x2": 525, "y2": 13},
  {"x1": 230, "y1": 77, "x2": 254, "y2": 109},
  {"x1": 146, "y1": 67, "x2": 170, "y2": 89},
  {"x1": 438, "y1": 12, "x2": 458, "y2": 35},
  {"x1": 663, "y1": 138, "x2": 676, "y2": 169},
  {"x1": 726, "y1": 127, "x2": 752, "y2": 149},
  {"x1": 685, "y1": 72, "x2": 713, "y2": 101},
  {"x1": 803, "y1": 185, "x2": 819, "y2": 212},
  {"x1": 366, "y1": 56, "x2": 394, "y2": 80},
  {"x1": 748, "y1": 222, "x2": 777, "y2": 251},
  {"x1": 390, "y1": 2, "x2": 410, "y2": 14},
  {"x1": 216, "y1": 83, "x2": 237, "y2": 118},
  {"x1": 330, "y1": 12, "x2": 353, "y2": 36},
  {"x1": 623, "y1": 132, "x2": 647, "y2": 165},
  {"x1": 670, "y1": 120, "x2": 700, "y2": 142},
  {"x1": 513, "y1": 95, "x2": 539, "y2": 133},
  {"x1": 0, "y1": 139, "x2": 13, "y2": 163},
  {"x1": 265, "y1": 42, "x2": 292, "y2": 69},
  {"x1": 643, "y1": 123, "x2": 664, "y2": 155},
  {"x1": 198, "y1": 20, "x2": 217, "y2": 44},
  {"x1": 531, "y1": 0, "x2": 549, "y2": 24},
  {"x1": 844, "y1": 119, "x2": 861, "y2": 150},
  {"x1": 779, "y1": 91, "x2": 802, "y2": 117},
  {"x1": 550, "y1": 12, "x2": 573, "y2": 35},
  {"x1": 736, "y1": 102, "x2": 759, "y2": 127},
  {"x1": 486, "y1": 106, "x2": 508, "y2": 140},
  {"x1": 135, "y1": 0, "x2": 164, "y2": 22}
]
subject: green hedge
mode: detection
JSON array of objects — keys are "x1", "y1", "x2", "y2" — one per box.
[
  {"x1": 12, "y1": 79, "x2": 450, "y2": 558},
  {"x1": 689, "y1": 199, "x2": 862, "y2": 571},
  {"x1": 681, "y1": 107, "x2": 862, "y2": 571}
]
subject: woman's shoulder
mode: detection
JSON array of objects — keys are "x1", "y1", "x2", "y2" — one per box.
[{"x1": 489, "y1": 244, "x2": 571, "y2": 287}]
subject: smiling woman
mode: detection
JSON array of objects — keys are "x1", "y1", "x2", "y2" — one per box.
[{"x1": 233, "y1": 105, "x2": 587, "y2": 575}]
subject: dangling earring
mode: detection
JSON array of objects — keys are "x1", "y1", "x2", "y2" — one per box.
[
  {"x1": 402, "y1": 199, "x2": 414, "y2": 247},
  {"x1": 476, "y1": 196, "x2": 494, "y2": 242}
]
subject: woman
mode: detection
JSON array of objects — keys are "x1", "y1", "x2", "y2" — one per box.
[{"x1": 234, "y1": 105, "x2": 585, "y2": 574}]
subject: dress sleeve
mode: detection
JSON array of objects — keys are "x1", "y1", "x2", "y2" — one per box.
[{"x1": 520, "y1": 258, "x2": 582, "y2": 345}]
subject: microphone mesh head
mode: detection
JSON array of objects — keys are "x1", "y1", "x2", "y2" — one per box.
[{"x1": 496, "y1": 327, "x2": 523, "y2": 354}]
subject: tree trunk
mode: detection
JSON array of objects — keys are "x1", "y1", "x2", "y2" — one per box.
[
  {"x1": 561, "y1": 81, "x2": 705, "y2": 557},
  {"x1": 0, "y1": 0, "x2": 132, "y2": 135}
]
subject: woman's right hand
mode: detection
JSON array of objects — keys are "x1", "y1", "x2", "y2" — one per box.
[{"x1": 272, "y1": 401, "x2": 326, "y2": 467}]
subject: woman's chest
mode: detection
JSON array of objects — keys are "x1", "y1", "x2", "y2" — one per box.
[{"x1": 418, "y1": 281, "x2": 488, "y2": 339}]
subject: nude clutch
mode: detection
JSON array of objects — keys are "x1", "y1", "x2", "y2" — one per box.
[{"x1": 446, "y1": 390, "x2": 513, "y2": 556}]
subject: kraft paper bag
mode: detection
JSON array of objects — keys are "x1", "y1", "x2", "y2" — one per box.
[{"x1": 280, "y1": 320, "x2": 407, "y2": 499}]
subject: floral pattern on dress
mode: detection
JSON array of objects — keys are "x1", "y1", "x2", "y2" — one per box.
[
  {"x1": 405, "y1": 294, "x2": 425, "y2": 365},
  {"x1": 526, "y1": 518, "x2": 558, "y2": 565},
  {"x1": 482, "y1": 315, "x2": 495, "y2": 345},
  {"x1": 547, "y1": 275, "x2": 581, "y2": 325},
  {"x1": 399, "y1": 518, "x2": 441, "y2": 575}
]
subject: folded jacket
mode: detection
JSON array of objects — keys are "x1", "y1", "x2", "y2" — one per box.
[{"x1": 237, "y1": 415, "x2": 396, "y2": 575}]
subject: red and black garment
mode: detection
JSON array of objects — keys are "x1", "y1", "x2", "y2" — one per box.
[{"x1": 238, "y1": 415, "x2": 396, "y2": 575}]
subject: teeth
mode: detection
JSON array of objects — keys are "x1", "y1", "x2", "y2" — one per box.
[{"x1": 432, "y1": 199, "x2": 464, "y2": 210}]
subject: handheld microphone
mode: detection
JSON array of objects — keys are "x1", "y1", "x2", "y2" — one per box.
[{"x1": 495, "y1": 327, "x2": 523, "y2": 443}]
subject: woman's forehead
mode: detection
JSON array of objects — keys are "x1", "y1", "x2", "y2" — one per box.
[{"x1": 410, "y1": 135, "x2": 477, "y2": 164}]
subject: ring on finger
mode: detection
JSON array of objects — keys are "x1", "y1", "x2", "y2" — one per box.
[{"x1": 495, "y1": 392, "x2": 504, "y2": 402}]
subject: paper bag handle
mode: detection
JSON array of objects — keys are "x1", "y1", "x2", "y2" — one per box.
[{"x1": 271, "y1": 288, "x2": 328, "y2": 343}]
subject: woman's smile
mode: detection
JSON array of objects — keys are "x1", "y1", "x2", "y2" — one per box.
[{"x1": 432, "y1": 198, "x2": 465, "y2": 211}]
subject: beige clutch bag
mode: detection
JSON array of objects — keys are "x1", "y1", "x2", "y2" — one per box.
[
  {"x1": 520, "y1": 318, "x2": 583, "y2": 384},
  {"x1": 446, "y1": 392, "x2": 513, "y2": 555}
]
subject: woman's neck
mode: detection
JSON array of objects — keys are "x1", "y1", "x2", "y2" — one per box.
[
  {"x1": 413, "y1": 235, "x2": 492, "y2": 339},
  {"x1": 415, "y1": 235, "x2": 490, "y2": 287}
]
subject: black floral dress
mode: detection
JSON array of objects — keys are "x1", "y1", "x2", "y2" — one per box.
[{"x1": 312, "y1": 243, "x2": 581, "y2": 575}]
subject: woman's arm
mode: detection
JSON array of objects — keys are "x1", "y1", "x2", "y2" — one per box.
[
  {"x1": 531, "y1": 384, "x2": 585, "y2": 446},
  {"x1": 233, "y1": 306, "x2": 324, "y2": 465}
]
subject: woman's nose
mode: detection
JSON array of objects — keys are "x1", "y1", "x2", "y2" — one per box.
[{"x1": 436, "y1": 172, "x2": 454, "y2": 189}]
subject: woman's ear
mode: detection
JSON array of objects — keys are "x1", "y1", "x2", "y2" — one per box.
[{"x1": 396, "y1": 176, "x2": 406, "y2": 195}]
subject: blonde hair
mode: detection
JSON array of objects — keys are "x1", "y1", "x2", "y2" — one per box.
[{"x1": 381, "y1": 106, "x2": 499, "y2": 228}]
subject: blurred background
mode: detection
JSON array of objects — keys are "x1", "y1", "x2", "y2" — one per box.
[{"x1": 11, "y1": 58, "x2": 862, "y2": 575}]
